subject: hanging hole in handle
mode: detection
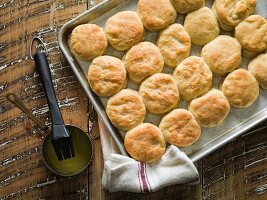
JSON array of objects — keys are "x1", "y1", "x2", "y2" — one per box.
[
  {"x1": 6, "y1": 93, "x2": 17, "y2": 103},
  {"x1": 30, "y1": 37, "x2": 47, "y2": 60}
]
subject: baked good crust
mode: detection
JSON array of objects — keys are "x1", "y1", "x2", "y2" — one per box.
[
  {"x1": 137, "y1": 0, "x2": 177, "y2": 31},
  {"x1": 235, "y1": 15, "x2": 267, "y2": 58},
  {"x1": 88, "y1": 56, "x2": 127, "y2": 97},
  {"x1": 248, "y1": 53, "x2": 267, "y2": 89},
  {"x1": 69, "y1": 24, "x2": 107, "y2": 61},
  {"x1": 124, "y1": 42, "x2": 164, "y2": 84},
  {"x1": 139, "y1": 73, "x2": 180, "y2": 115},
  {"x1": 201, "y1": 35, "x2": 242, "y2": 76},
  {"x1": 124, "y1": 123, "x2": 166, "y2": 163},
  {"x1": 222, "y1": 69, "x2": 259, "y2": 108},
  {"x1": 106, "y1": 89, "x2": 146, "y2": 131},
  {"x1": 211, "y1": 1, "x2": 234, "y2": 31},
  {"x1": 171, "y1": 0, "x2": 204, "y2": 14},
  {"x1": 105, "y1": 11, "x2": 144, "y2": 51},
  {"x1": 157, "y1": 23, "x2": 191, "y2": 68},
  {"x1": 159, "y1": 109, "x2": 201, "y2": 147},
  {"x1": 213, "y1": 0, "x2": 256, "y2": 31},
  {"x1": 189, "y1": 89, "x2": 230, "y2": 128},
  {"x1": 184, "y1": 7, "x2": 219, "y2": 46},
  {"x1": 173, "y1": 56, "x2": 213, "y2": 102}
]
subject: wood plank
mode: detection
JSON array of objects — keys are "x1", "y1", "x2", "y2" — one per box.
[
  {"x1": 0, "y1": 0, "x2": 90, "y2": 199},
  {"x1": 201, "y1": 121, "x2": 267, "y2": 200}
]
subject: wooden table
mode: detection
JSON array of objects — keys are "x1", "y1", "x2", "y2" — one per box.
[{"x1": 1, "y1": 1, "x2": 266, "y2": 199}]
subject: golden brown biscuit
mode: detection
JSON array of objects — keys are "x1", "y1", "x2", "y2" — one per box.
[
  {"x1": 171, "y1": 0, "x2": 204, "y2": 14},
  {"x1": 189, "y1": 89, "x2": 230, "y2": 128},
  {"x1": 212, "y1": 0, "x2": 256, "y2": 31},
  {"x1": 173, "y1": 56, "x2": 213, "y2": 102},
  {"x1": 139, "y1": 73, "x2": 179, "y2": 115},
  {"x1": 105, "y1": 11, "x2": 144, "y2": 51},
  {"x1": 159, "y1": 109, "x2": 201, "y2": 147},
  {"x1": 235, "y1": 15, "x2": 267, "y2": 58},
  {"x1": 248, "y1": 53, "x2": 267, "y2": 89},
  {"x1": 124, "y1": 123, "x2": 166, "y2": 163},
  {"x1": 211, "y1": 2, "x2": 230, "y2": 31},
  {"x1": 124, "y1": 42, "x2": 164, "y2": 84},
  {"x1": 106, "y1": 89, "x2": 146, "y2": 131},
  {"x1": 88, "y1": 56, "x2": 126, "y2": 97},
  {"x1": 201, "y1": 35, "x2": 242, "y2": 76},
  {"x1": 137, "y1": 0, "x2": 177, "y2": 31},
  {"x1": 157, "y1": 23, "x2": 191, "y2": 68},
  {"x1": 184, "y1": 7, "x2": 219, "y2": 46},
  {"x1": 222, "y1": 69, "x2": 259, "y2": 108},
  {"x1": 69, "y1": 24, "x2": 107, "y2": 61}
]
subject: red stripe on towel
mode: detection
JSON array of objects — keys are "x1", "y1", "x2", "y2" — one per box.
[
  {"x1": 137, "y1": 163, "x2": 143, "y2": 192},
  {"x1": 140, "y1": 163, "x2": 150, "y2": 193},
  {"x1": 144, "y1": 163, "x2": 152, "y2": 192}
]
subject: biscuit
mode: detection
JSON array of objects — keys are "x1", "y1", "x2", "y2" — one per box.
[
  {"x1": 212, "y1": 0, "x2": 256, "y2": 31},
  {"x1": 184, "y1": 7, "x2": 219, "y2": 46},
  {"x1": 124, "y1": 42, "x2": 164, "y2": 84},
  {"x1": 157, "y1": 23, "x2": 191, "y2": 68},
  {"x1": 201, "y1": 35, "x2": 242, "y2": 76},
  {"x1": 248, "y1": 53, "x2": 267, "y2": 89},
  {"x1": 189, "y1": 89, "x2": 230, "y2": 128},
  {"x1": 171, "y1": 0, "x2": 204, "y2": 14},
  {"x1": 139, "y1": 73, "x2": 179, "y2": 115},
  {"x1": 159, "y1": 109, "x2": 201, "y2": 147},
  {"x1": 69, "y1": 24, "x2": 107, "y2": 61},
  {"x1": 235, "y1": 15, "x2": 267, "y2": 58},
  {"x1": 87, "y1": 56, "x2": 126, "y2": 97},
  {"x1": 137, "y1": 0, "x2": 177, "y2": 31},
  {"x1": 124, "y1": 123, "x2": 166, "y2": 163},
  {"x1": 173, "y1": 56, "x2": 213, "y2": 102},
  {"x1": 221, "y1": 69, "x2": 259, "y2": 108},
  {"x1": 105, "y1": 11, "x2": 144, "y2": 51},
  {"x1": 211, "y1": 2, "x2": 231, "y2": 31},
  {"x1": 106, "y1": 89, "x2": 146, "y2": 131}
]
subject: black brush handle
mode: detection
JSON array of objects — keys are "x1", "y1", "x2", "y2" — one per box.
[{"x1": 34, "y1": 52, "x2": 64, "y2": 126}]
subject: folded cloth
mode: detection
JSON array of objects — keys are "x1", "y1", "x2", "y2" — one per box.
[{"x1": 99, "y1": 118, "x2": 199, "y2": 193}]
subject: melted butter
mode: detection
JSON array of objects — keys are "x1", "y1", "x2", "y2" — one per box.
[{"x1": 42, "y1": 126, "x2": 92, "y2": 176}]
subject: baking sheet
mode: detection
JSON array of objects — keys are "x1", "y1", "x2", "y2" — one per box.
[{"x1": 58, "y1": 0, "x2": 267, "y2": 162}]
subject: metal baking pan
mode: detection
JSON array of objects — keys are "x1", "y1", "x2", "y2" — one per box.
[{"x1": 58, "y1": 0, "x2": 267, "y2": 162}]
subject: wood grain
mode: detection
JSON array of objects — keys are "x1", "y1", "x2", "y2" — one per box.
[
  {"x1": 1, "y1": 1, "x2": 91, "y2": 199},
  {"x1": 201, "y1": 121, "x2": 267, "y2": 200}
]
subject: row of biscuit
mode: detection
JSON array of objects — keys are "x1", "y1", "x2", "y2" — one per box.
[
  {"x1": 68, "y1": 0, "x2": 267, "y2": 163},
  {"x1": 69, "y1": 0, "x2": 267, "y2": 60}
]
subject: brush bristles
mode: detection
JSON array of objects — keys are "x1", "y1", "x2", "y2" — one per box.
[{"x1": 52, "y1": 136, "x2": 75, "y2": 161}]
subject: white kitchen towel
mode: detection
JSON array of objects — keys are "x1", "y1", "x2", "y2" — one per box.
[{"x1": 99, "y1": 118, "x2": 199, "y2": 193}]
